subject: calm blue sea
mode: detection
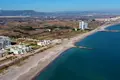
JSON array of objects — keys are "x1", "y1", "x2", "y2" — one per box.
[{"x1": 35, "y1": 24, "x2": 120, "y2": 80}]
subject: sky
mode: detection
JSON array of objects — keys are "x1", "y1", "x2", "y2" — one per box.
[{"x1": 0, "y1": 0, "x2": 120, "y2": 12}]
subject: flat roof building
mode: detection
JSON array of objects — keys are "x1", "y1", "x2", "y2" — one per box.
[{"x1": 9, "y1": 45, "x2": 32, "y2": 55}]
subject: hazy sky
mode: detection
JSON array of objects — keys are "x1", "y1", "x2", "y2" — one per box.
[{"x1": 0, "y1": 0, "x2": 120, "y2": 12}]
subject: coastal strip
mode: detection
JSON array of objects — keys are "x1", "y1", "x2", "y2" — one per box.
[{"x1": 0, "y1": 23, "x2": 116, "y2": 80}]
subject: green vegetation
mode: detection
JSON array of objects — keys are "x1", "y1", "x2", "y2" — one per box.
[
  {"x1": 44, "y1": 25, "x2": 73, "y2": 30},
  {"x1": 0, "y1": 20, "x2": 102, "y2": 39},
  {"x1": 18, "y1": 26, "x2": 35, "y2": 31}
]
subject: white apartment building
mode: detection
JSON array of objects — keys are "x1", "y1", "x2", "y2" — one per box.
[
  {"x1": 0, "y1": 36, "x2": 11, "y2": 50},
  {"x1": 9, "y1": 45, "x2": 32, "y2": 55},
  {"x1": 79, "y1": 21, "x2": 88, "y2": 30}
]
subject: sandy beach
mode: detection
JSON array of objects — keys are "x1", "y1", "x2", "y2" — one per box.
[{"x1": 0, "y1": 24, "x2": 115, "y2": 80}]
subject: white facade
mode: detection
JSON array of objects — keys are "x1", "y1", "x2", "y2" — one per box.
[
  {"x1": 37, "y1": 40, "x2": 52, "y2": 47},
  {"x1": 0, "y1": 36, "x2": 11, "y2": 50},
  {"x1": 9, "y1": 45, "x2": 32, "y2": 55},
  {"x1": 79, "y1": 21, "x2": 88, "y2": 30}
]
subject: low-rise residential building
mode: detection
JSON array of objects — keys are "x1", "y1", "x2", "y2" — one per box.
[
  {"x1": 37, "y1": 40, "x2": 52, "y2": 47},
  {"x1": 9, "y1": 45, "x2": 32, "y2": 55}
]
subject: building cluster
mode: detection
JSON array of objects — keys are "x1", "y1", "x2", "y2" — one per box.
[
  {"x1": 95, "y1": 16, "x2": 120, "y2": 22},
  {"x1": 0, "y1": 36, "x2": 11, "y2": 50},
  {"x1": 37, "y1": 40, "x2": 52, "y2": 47},
  {"x1": 0, "y1": 36, "x2": 33, "y2": 56},
  {"x1": 79, "y1": 21, "x2": 88, "y2": 30},
  {"x1": 37, "y1": 39, "x2": 62, "y2": 47},
  {"x1": 0, "y1": 36, "x2": 57, "y2": 56},
  {"x1": 9, "y1": 45, "x2": 32, "y2": 55}
]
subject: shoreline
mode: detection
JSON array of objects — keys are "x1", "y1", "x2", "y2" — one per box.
[{"x1": 0, "y1": 23, "x2": 116, "y2": 80}]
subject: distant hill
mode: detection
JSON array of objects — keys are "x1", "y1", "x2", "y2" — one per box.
[
  {"x1": 0, "y1": 10, "x2": 46, "y2": 17},
  {"x1": 0, "y1": 10, "x2": 120, "y2": 17}
]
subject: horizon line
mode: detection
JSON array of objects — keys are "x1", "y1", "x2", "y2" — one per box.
[{"x1": 1, "y1": 9, "x2": 120, "y2": 13}]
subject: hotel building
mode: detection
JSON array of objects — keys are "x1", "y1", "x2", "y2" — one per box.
[{"x1": 79, "y1": 21, "x2": 88, "y2": 30}]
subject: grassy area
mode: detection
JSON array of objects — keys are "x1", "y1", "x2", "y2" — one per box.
[{"x1": 34, "y1": 30, "x2": 89, "y2": 40}]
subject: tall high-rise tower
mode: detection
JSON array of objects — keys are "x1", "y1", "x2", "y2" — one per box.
[{"x1": 79, "y1": 21, "x2": 88, "y2": 30}]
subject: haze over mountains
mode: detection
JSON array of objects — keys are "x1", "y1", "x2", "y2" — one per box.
[{"x1": 0, "y1": 10, "x2": 120, "y2": 17}]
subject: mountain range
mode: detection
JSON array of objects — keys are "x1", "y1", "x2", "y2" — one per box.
[{"x1": 0, "y1": 10, "x2": 120, "y2": 17}]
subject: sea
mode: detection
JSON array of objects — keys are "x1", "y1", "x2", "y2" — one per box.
[{"x1": 35, "y1": 24, "x2": 120, "y2": 80}]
